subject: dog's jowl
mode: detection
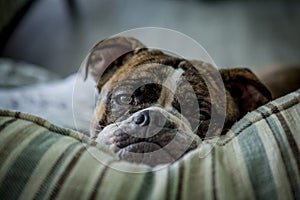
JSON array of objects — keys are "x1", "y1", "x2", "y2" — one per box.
[{"x1": 81, "y1": 36, "x2": 272, "y2": 166}]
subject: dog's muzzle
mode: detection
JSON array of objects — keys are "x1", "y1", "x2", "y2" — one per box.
[{"x1": 95, "y1": 107, "x2": 201, "y2": 166}]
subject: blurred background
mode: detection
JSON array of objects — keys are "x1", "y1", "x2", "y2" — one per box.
[
  {"x1": 0, "y1": 0, "x2": 299, "y2": 129},
  {"x1": 1, "y1": 0, "x2": 300, "y2": 77}
]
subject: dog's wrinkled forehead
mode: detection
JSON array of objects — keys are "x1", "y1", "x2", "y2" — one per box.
[{"x1": 108, "y1": 63, "x2": 184, "y2": 94}]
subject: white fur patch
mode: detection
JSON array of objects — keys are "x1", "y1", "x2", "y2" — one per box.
[{"x1": 157, "y1": 67, "x2": 184, "y2": 107}]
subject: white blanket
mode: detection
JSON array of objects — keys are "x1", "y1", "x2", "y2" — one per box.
[{"x1": 0, "y1": 68, "x2": 96, "y2": 132}]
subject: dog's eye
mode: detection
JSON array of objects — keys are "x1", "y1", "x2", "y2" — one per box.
[{"x1": 116, "y1": 94, "x2": 133, "y2": 105}]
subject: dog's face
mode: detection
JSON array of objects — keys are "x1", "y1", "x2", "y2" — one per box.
[{"x1": 81, "y1": 37, "x2": 271, "y2": 166}]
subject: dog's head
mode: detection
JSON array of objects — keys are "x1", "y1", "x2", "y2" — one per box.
[{"x1": 81, "y1": 36, "x2": 271, "y2": 166}]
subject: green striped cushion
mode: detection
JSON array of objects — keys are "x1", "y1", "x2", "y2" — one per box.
[{"x1": 0, "y1": 90, "x2": 299, "y2": 200}]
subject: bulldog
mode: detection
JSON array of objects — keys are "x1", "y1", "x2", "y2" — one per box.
[{"x1": 81, "y1": 36, "x2": 273, "y2": 166}]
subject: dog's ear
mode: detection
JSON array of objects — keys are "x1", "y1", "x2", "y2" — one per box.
[
  {"x1": 220, "y1": 68, "x2": 272, "y2": 116},
  {"x1": 80, "y1": 36, "x2": 145, "y2": 82}
]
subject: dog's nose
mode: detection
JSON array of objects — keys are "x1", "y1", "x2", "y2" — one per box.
[{"x1": 134, "y1": 110, "x2": 150, "y2": 126}]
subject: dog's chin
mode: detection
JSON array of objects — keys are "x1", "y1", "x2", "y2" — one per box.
[{"x1": 116, "y1": 142, "x2": 177, "y2": 166}]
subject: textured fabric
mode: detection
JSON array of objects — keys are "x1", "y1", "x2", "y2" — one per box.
[
  {"x1": 0, "y1": 72, "x2": 95, "y2": 131},
  {"x1": 0, "y1": 90, "x2": 299, "y2": 200},
  {"x1": 0, "y1": 58, "x2": 59, "y2": 87}
]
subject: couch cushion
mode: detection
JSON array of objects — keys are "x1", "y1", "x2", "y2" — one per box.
[{"x1": 0, "y1": 90, "x2": 299, "y2": 199}]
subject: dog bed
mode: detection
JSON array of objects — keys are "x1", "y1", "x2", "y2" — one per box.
[{"x1": 0, "y1": 89, "x2": 299, "y2": 199}]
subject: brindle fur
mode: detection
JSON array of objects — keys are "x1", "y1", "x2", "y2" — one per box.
[{"x1": 81, "y1": 36, "x2": 272, "y2": 165}]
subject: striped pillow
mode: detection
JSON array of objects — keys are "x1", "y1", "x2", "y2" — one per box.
[{"x1": 0, "y1": 90, "x2": 299, "y2": 200}]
